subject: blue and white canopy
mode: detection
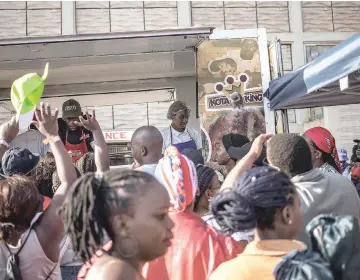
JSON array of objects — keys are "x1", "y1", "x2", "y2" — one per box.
[{"x1": 264, "y1": 33, "x2": 360, "y2": 110}]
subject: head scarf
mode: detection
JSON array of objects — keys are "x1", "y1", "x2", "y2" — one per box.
[
  {"x1": 155, "y1": 146, "x2": 198, "y2": 212},
  {"x1": 304, "y1": 127, "x2": 341, "y2": 172}
]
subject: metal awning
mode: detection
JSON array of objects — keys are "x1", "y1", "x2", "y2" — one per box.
[
  {"x1": 264, "y1": 32, "x2": 360, "y2": 110},
  {"x1": 0, "y1": 27, "x2": 214, "y2": 99}
]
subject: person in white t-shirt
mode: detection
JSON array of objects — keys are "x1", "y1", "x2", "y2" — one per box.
[
  {"x1": 161, "y1": 101, "x2": 202, "y2": 154},
  {"x1": 131, "y1": 125, "x2": 163, "y2": 176}
]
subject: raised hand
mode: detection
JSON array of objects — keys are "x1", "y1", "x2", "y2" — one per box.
[
  {"x1": 74, "y1": 110, "x2": 100, "y2": 132},
  {"x1": 32, "y1": 102, "x2": 59, "y2": 138},
  {"x1": 0, "y1": 116, "x2": 19, "y2": 143},
  {"x1": 250, "y1": 133, "x2": 273, "y2": 158}
]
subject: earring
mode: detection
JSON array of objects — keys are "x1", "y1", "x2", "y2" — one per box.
[{"x1": 288, "y1": 220, "x2": 293, "y2": 225}]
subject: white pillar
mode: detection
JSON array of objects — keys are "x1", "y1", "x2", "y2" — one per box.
[
  {"x1": 177, "y1": 1, "x2": 192, "y2": 27},
  {"x1": 62, "y1": 1, "x2": 76, "y2": 35}
]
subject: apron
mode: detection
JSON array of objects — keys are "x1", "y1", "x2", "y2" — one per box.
[
  {"x1": 65, "y1": 130, "x2": 88, "y2": 164},
  {"x1": 170, "y1": 126, "x2": 197, "y2": 153}
]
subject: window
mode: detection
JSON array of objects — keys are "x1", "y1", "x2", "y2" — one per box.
[{"x1": 305, "y1": 45, "x2": 335, "y2": 121}]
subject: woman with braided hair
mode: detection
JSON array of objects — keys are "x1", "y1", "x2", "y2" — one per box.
[
  {"x1": 194, "y1": 165, "x2": 220, "y2": 217},
  {"x1": 60, "y1": 169, "x2": 173, "y2": 280},
  {"x1": 143, "y1": 146, "x2": 244, "y2": 280},
  {"x1": 209, "y1": 167, "x2": 304, "y2": 280}
]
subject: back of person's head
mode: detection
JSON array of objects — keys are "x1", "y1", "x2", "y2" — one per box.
[
  {"x1": 52, "y1": 168, "x2": 81, "y2": 194},
  {"x1": 35, "y1": 152, "x2": 56, "y2": 198},
  {"x1": 76, "y1": 152, "x2": 96, "y2": 174},
  {"x1": 59, "y1": 169, "x2": 173, "y2": 263},
  {"x1": 131, "y1": 126, "x2": 163, "y2": 166},
  {"x1": 211, "y1": 167, "x2": 300, "y2": 239},
  {"x1": 267, "y1": 134, "x2": 313, "y2": 177},
  {"x1": 194, "y1": 165, "x2": 216, "y2": 211},
  {"x1": 2, "y1": 148, "x2": 40, "y2": 177},
  {"x1": 155, "y1": 146, "x2": 198, "y2": 212},
  {"x1": 0, "y1": 175, "x2": 42, "y2": 241}
]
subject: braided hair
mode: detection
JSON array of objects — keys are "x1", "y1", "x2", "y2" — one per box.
[
  {"x1": 210, "y1": 167, "x2": 295, "y2": 235},
  {"x1": 59, "y1": 169, "x2": 156, "y2": 261},
  {"x1": 194, "y1": 165, "x2": 216, "y2": 211}
]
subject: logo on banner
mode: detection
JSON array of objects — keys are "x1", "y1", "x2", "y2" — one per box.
[{"x1": 205, "y1": 73, "x2": 263, "y2": 111}]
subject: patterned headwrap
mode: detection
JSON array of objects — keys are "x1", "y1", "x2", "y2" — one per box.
[
  {"x1": 155, "y1": 146, "x2": 198, "y2": 212},
  {"x1": 304, "y1": 127, "x2": 341, "y2": 172}
]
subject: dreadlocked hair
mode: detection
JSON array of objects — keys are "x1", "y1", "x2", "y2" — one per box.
[
  {"x1": 210, "y1": 167, "x2": 295, "y2": 235},
  {"x1": 59, "y1": 169, "x2": 156, "y2": 262},
  {"x1": 76, "y1": 152, "x2": 96, "y2": 174},
  {"x1": 166, "y1": 101, "x2": 189, "y2": 120},
  {"x1": 194, "y1": 165, "x2": 216, "y2": 211}
]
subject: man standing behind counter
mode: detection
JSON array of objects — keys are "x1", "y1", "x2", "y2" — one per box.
[{"x1": 58, "y1": 99, "x2": 94, "y2": 163}]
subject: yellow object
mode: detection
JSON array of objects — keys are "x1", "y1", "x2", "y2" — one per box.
[{"x1": 11, "y1": 63, "x2": 49, "y2": 121}]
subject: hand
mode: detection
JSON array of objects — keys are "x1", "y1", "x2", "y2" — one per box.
[
  {"x1": 74, "y1": 110, "x2": 100, "y2": 132},
  {"x1": 0, "y1": 116, "x2": 19, "y2": 143},
  {"x1": 32, "y1": 102, "x2": 59, "y2": 139},
  {"x1": 250, "y1": 133, "x2": 273, "y2": 158}
]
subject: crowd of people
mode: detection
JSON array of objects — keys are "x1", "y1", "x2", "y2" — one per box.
[{"x1": 0, "y1": 99, "x2": 360, "y2": 280}]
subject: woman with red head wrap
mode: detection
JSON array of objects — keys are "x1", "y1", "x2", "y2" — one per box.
[
  {"x1": 143, "y1": 146, "x2": 245, "y2": 280},
  {"x1": 303, "y1": 127, "x2": 341, "y2": 174}
]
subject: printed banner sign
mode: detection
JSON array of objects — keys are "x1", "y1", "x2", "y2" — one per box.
[{"x1": 197, "y1": 38, "x2": 266, "y2": 165}]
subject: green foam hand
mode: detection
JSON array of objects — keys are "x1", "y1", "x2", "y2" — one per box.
[{"x1": 11, "y1": 63, "x2": 49, "y2": 121}]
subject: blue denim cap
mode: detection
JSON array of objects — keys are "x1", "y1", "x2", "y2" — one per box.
[{"x1": 1, "y1": 147, "x2": 40, "y2": 177}]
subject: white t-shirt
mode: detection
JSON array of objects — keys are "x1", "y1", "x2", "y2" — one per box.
[
  {"x1": 160, "y1": 127, "x2": 202, "y2": 153},
  {"x1": 10, "y1": 129, "x2": 49, "y2": 156},
  {"x1": 136, "y1": 164, "x2": 158, "y2": 176}
]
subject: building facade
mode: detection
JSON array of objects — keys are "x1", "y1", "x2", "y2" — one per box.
[{"x1": 1, "y1": 1, "x2": 360, "y2": 151}]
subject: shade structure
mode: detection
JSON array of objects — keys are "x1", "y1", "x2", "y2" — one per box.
[{"x1": 264, "y1": 33, "x2": 360, "y2": 110}]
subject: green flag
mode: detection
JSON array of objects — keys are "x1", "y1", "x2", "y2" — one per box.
[{"x1": 11, "y1": 63, "x2": 49, "y2": 121}]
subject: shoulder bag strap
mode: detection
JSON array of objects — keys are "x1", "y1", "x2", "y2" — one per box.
[{"x1": 3, "y1": 223, "x2": 34, "y2": 256}]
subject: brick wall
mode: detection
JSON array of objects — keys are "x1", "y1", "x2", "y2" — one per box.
[{"x1": 0, "y1": 1, "x2": 62, "y2": 38}]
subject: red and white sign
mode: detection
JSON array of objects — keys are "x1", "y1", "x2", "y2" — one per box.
[{"x1": 103, "y1": 131, "x2": 133, "y2": 142}]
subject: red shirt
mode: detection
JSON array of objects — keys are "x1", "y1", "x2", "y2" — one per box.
[
  {"x1": 77, "y1": 211, "x2": 244, "y2": 280},
  {"x1": 42, "y1": 195, "x2": 51, "y2": 211},
  {"x1": 143, "y1": 211, "x2": 245, "y2": 280}
]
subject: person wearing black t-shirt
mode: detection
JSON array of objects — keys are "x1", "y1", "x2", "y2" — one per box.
[{"x1": 58, "y1": 99, "x2": 94, "y2": 163}]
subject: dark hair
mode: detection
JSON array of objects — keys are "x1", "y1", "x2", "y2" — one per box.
[
  {"x1": 194, "y1": 165, "x2": 216, "y2": 211},
  {"x1": 59, "y1": 169, "x2": 156, "y2": 261},
  {"x1": 305, "y1": 136, "x2": 340, "y2": 173},
  {"x1": 52, "y1": 168, "x2": 81, "y2": 194},
  {"x1": 35, "y1": 152, "x2": 56, "y2": 198},
  {"x1": 0, "y1": 175, "x2": 42, "y2": 241},
  {"x1": 76, "y1": 152, "x2": 96, "y2": 174},
  {"x1": 210, "y1": 167, "x2": 295, "y2": 235},
  {"x1": 267, "y1": 134, "x2": 313, "y2": 177},
  {"x1": 166, "y1": 101, "x2": 189, "y2": 120}
]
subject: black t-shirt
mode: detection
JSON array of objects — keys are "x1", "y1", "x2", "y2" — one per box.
[{"x1": 57, "y1": 118, "x2": 94, "y2": 152}]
